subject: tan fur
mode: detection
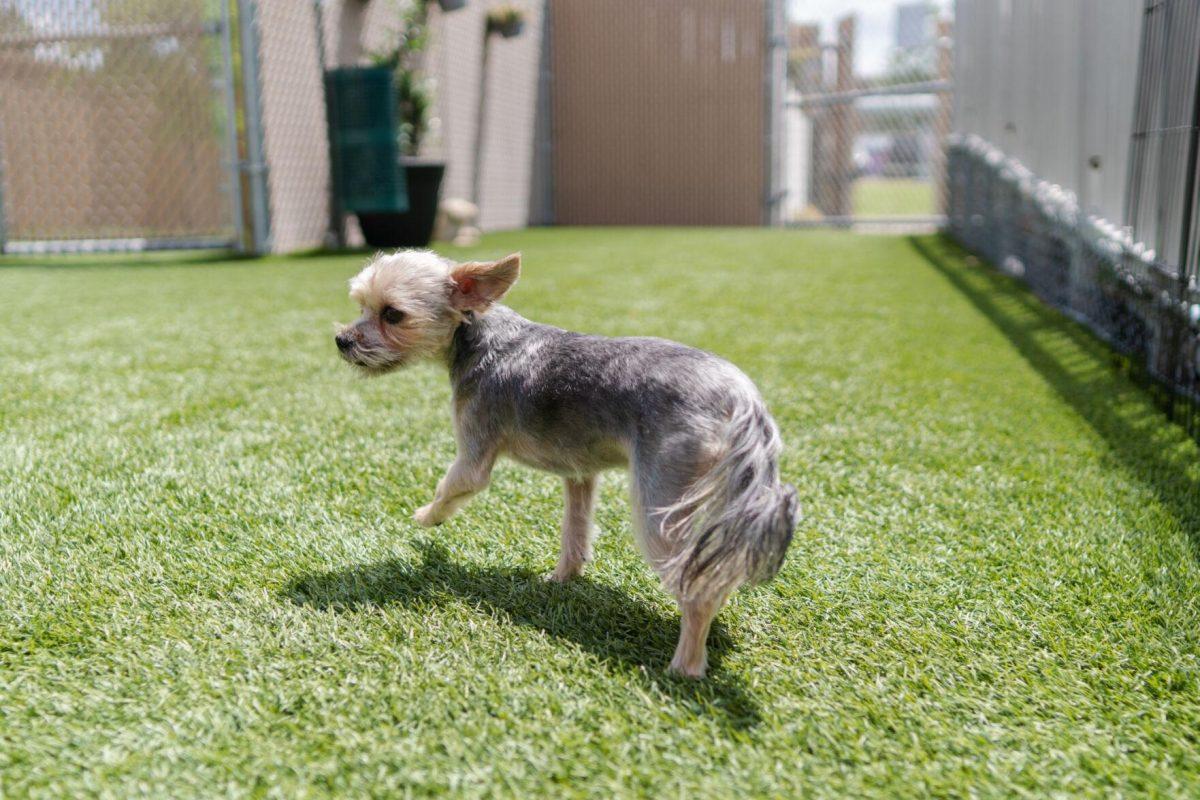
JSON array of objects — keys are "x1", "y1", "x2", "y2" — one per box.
[
  {"x1": 550, "y1": 476, "x2": 598, "y2": 583},
  {"x1": 670, "y1": 590, "x2": 730, "y2": 677},
  {"x1": 449, "y1": 253, "x2": 521, "y2": 312},
  {"x1": 336, "y1": 250, "x2": 520, "y2": 374}
]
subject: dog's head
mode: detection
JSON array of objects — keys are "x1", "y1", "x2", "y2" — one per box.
[{"x1": 335, "y1": 249, "x2": 520, "y2": 374}]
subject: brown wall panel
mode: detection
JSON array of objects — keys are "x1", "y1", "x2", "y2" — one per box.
[
  {"x1": 551, "y1": 0, "x2": 765, "y2": 226},
  {"x1": 0, "y1": 51, "x2": 227, "y2": 242}
]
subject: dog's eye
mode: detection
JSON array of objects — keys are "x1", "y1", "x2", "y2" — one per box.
[{"x1": 381, "y1": 306, "x2": 405, "y2": 325}]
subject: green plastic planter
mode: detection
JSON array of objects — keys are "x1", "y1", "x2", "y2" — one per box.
[{"x1": 324, "y1": 66, "x2": 408, "y2": 214}]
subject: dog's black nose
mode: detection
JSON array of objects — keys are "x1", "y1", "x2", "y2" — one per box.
[{"x1": 335, "y1": 333, "x2": 355, "y2": 352}]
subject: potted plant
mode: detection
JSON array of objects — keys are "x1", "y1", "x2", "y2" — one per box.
[
  {"x1": 486, "y1": 4, "x2": 525, "y2": 38},
  {"x1": 435, "y1": 0, "x2": 468, "y2": 10},
  {"x1": 357, "y1": 3, "x2": 447, "y2": 248}
]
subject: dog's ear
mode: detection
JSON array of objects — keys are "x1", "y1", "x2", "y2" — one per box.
[{"x1": 449, "y1": 253, "x2": 521, "y2": 312}]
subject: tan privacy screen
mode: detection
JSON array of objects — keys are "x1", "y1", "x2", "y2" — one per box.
[
  {"x1": 550, "y1": 0, "x2": 765, "y2": 226},
  {"x1": 0, "y1": 1, "x2": 232, "y2": 245}
]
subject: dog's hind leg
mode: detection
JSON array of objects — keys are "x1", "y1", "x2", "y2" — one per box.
[
  {"x1": 631, "y1": 437, "x2": 734, "y2": 678},
  {"x1": 669, "y1": 590, "x2": 730, "y2": 678},
  {"x1": 549, "y1": 475, "x2": 598, "y2": 582}
]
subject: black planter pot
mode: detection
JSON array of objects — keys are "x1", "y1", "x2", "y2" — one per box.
[
  {"x1": 489, "y1": 19, "x2": 524, "y2": 37},
  {"x1": 356, "y1": 159, "x2": 446, "y2": 248},
  {"x1": 497, "y1": 19, "x2": 524, "y2": 37},
  {"x1": 436, "y1": 0, "x2": 467, "y2": 10}
]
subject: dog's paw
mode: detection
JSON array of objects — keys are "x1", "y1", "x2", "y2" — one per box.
[
  {"x1": 412, "y1": 504, "x2": 442, "y2": 527},
  {"x1": 545, "y1": 555, "x2": 588, "y2": 583},
  {"x1": 544, "y1": 567, "x2": 579, "y2": 584},
  {"x1": 667, "y1": 657, "x2": 707, "y2": 680}
]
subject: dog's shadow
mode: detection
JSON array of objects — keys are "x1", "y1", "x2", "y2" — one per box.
[{"x1": 285, "y1": 541, "x2": 762, "y2": 728}]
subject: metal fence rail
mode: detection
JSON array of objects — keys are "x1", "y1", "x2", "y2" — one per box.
[{"x1": 0, "y1": 0, "x2": 242, "y2": 253}]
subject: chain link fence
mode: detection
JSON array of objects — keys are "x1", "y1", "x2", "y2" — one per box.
[
  {"x1": 0, "y1": 0, "x2": 356, "y2": 255},
  {"x1": 948, "y1": 0, "x2": 1200, "y2": 441},
  {"x1": 783, "y1": 1, "x2": 952, "y2": 229},
  {"x1": 0, "y1": 0, "x2": 554, "y2": 255},
  {"x1": 0, "y1": 0, "x2": 241, "y2": 253}
]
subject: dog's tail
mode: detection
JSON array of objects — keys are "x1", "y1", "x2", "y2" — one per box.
[{"x1": 658, "y1": 393, "x2": 800, "y2": 601}]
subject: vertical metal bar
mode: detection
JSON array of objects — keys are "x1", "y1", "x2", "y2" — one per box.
[
  {"x1": 933, "y1": 17, "x2": 953, "y2": 216},
  {"x1": 831, "y1": 16, "x2": 856, "y2": 222},
  {"x1": 313, "y1": 0, "x2": 343, "y2": 248},
  {"x1": 471, "y1": 26, "x2": 492, "y2": 209},
  {"x1": 1124, "y1": 1, "x2": 1152, "y2": 234},
  {"x1": 533, "y1": 0, "x2": 555, "y2": 225},
  {"x1": 762, "y1": 0, "x2": 785, "y2": 226},
  {"x1": 312, "y1": 0, "x2": 328, "y2": 75},
  {"x1": 237, "y1": 0, "x2": 271, "y2": 254},
  {"x1": 1177, "y1": 1, "x2": 1200, "y2": 287},
  {"x1": 219, "y1": 0, "x2": 246, "y2": 252},
  {"x1": 1174, "y1": 0, "x2": 1200, "y2": 429},
  {"x1": 1152, "y1": 0, "x2": 1176, "y2": 267},
  {"x1": 0, "y1": 136, "x2": 8, "y2": 255}
]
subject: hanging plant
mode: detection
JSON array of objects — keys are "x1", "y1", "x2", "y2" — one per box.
[
  {"x1": 486, "y1": 4, "x2": 525, "y2": 38},
  {"x1": 371, "y1": 3, "x2": 433, "y2": 156}
]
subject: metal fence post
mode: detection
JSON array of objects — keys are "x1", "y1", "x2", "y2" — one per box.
[
  {"x1": 471, "y1": 25, "x2": 493, "y2": 209},
  {"x1": 763, "y1": 0, "x2": 787, "y2": 226},
  {"x1": 530, "y1": 0, "x2": 555, "y2": 226},
  {"x1": 313, "y1": 0, "x2": 343, "y2": 249},
  {"x1": 237, "y1": 0, "x2": 272, "y2": 254},
  {"x1": 830, "y1": 15, "x2": 856, "y2": 221},
  {"x1": 933, "y1": 18, "x2": 953, "y2": 216},
  {"x1": 0, "y1": 140, "x2": 7, "y2": 255},
  {"x1": 219, "y1": 0, "x2": 246, "y2": 253}
]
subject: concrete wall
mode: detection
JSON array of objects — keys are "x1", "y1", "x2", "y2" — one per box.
[
  {"x1": 953, "y1": 0, "x2": 1143, "y2": 224},
  {"x1": 252, "y1": 0, "x2": 547, "y2": 252},
  {"x1": 424, "y1": 0, "x2": 548, "y2": 230},
  {"x1": 255, "y1": 0, "x2": 333, "y2": 253}
]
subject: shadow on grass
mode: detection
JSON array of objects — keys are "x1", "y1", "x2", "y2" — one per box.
[
  {"x1": 285, "y1": 540, "x2": 762, "y2": 729},
  {"x1": 910, "y1": 234, "x2": 1200, "y2": 550}
]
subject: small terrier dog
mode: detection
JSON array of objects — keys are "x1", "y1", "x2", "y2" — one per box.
[{"x1": 335, "y1": 250, "x2": 799, "y2": 677}]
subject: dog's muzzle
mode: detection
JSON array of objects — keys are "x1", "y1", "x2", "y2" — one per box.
[{"x1": 335, "y1": 332, "x2": 356, "y2": 353}]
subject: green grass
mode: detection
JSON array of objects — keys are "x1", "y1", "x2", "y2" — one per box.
[
  {"x1": 2, "y1": 229, "x2": 1200, "y2": 797},
  {"x1": 853, "y1": 177, "x2": 936, "y2": 217}
]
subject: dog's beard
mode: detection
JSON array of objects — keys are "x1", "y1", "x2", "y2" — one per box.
[{"x1": 341, "y1": 345, "x2": 406, "y2": 375}]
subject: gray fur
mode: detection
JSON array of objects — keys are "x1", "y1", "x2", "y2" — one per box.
[
  {"x1": 448, "y1": 306, "x2": 799, "y2": 600},
  {"x1": 337, "y1": 251, "x2": 799, "y2": 676}
]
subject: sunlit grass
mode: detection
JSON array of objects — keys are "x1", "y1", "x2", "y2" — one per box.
[
  {"x1": 853, "y1": 177, "x2": 936, "y2": 217},
  {"x1": 1, "y1": 229, "x2": 1198, "y2": 797}
]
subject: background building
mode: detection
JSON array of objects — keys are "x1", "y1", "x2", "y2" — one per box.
[{"x1": 895, "y1": 2, "x2": 933, "y2": 50}]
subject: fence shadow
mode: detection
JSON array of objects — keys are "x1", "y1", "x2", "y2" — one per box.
[
  {"x1": 910, "y1": 234, "x2": 1200, "y2": 551},
  {"x1": 285, "y1": 540, "x2": 762, "y2": 729}
]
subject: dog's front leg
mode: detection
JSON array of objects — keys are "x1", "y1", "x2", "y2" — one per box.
[{"x1": 413, "y1": 449, "x2": 495, "y2": 527}]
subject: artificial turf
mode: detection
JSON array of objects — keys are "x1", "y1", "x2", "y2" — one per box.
[
  {"x1": 853, "y1": 177, "x2": 935, "y2": 217},
  {"x1": 2, "y1": 228, "x2": 1199, "y2": 797}
]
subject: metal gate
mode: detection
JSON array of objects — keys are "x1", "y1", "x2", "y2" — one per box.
[
  {"x1": 0, "y1": 0, "x2": 242, "y2": 253},
  {"x1": 782, "y1": 2, "x2": 952, "y2": 229}
]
